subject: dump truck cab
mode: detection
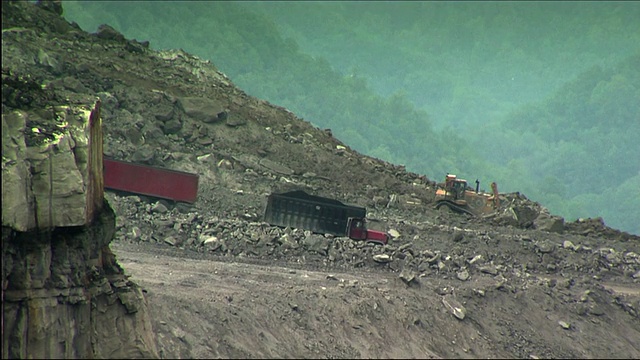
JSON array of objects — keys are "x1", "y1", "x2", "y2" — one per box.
[
  {"x1": 348, "y1": 218, "x2": 367, "y2": 240},
  {"x1": 347, "y1": 218, "x2": 389, "y2": 245}
]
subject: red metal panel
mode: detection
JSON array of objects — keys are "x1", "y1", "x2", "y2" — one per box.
[
  {"x1": 364, "y1": 230, "x2": 389, "y2": 245},
  {"x1": 103, "y1": 158, "x2": 199, "y2": 203}
]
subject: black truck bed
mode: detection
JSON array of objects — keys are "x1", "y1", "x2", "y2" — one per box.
[{"x1": 264, "y1": 190, "x2": 366, "y2": 236}]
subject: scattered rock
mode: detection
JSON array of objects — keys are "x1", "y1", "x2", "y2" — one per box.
[
  {"x1": 468, "y1": 254, "x2": 483, "y2": 264},
  {"x1": 162, "y1": 119, "x2": 182, "y2": 134},
  {"x1": 589, "y1": 305, "x2": 605, "y2": 316},
  {"x1": 373, "y1": 254, "x2": 392, "y2": 263},
  {"x1": 151, "y1": 202, "x2": 168, "y2": 213},
  {"x1": 226, "y1": 114, "x2": 247, "y2": 127},
  {"x1": 451, "y1": 231, "x2": 464, "y2": 243},
  {"x1": 259, "y1": 158, "x2": 294, "y2": 175},
  {"x1": 178, "y1": 97, "x2": 226, "y2": 123},
  {"x1": 442, "y1": 296, "x2": 466, "y2": 320},
  {"x1": 131, "y1": 226, "x2": 142, "y2": 240},
  {"x1": 558, "y1": 321, "x2": 571, "y2": 330},
  {"x1": 456, "y1": 270, "x2": 470, "y2": 281},
  {"x1": 534, "y1": 213, "x2": 565, "y2": 233},
  {"x1": 536, "y1": 240, "x2": 556, "y2": 254},
  {"x1": 388, "y1": 229, "x2": 401, "y2": 239},
  {"x1": 399, "y1": 269, "x2": 418, "y2": 286},
  {"x1": 132, "y1": 145, "x2": 155, "y2": 163},
  {"x1": 478, "y1": 264, "x2": 498, "y2": 276},
  {"x1": 95, "y1": 24, "x2": 125, "y2": 42}
]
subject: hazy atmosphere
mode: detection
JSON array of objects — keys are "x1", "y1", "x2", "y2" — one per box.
[{"x1": 63, "y1": 1, "x2": 640, "y2": 235}]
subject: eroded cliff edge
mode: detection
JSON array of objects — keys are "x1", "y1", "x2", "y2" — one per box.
[
  {"x1": 1, "y1": 98, "x2": 158, "y2": 360},
  {"x1": 2, "y1": 3, "x2": 157, "y2": 357}
]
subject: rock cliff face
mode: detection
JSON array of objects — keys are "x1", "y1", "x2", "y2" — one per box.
[
  {"x1": 2, "y1": 207, "x2": 157, "y2": 358},
  {"x1": 2, "y1": 102, "x2": 103, "y2": 231},
  {"x1": 2, "y1": 3, "x2": 157, "y2": 357}
]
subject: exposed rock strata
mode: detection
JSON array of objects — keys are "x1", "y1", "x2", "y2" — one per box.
[
  {"x1": 2, "y1": 206, "x2": 157, "y2": 358},
  {"x1": 1, "y1": 100, "x2": 158, "y2": 357},
  {"x1": 2, "y1": 102, "x2": 103, "y2": 231},
  {"x1": 2, "y1": 2, "x2": 158, "y2": 353}
]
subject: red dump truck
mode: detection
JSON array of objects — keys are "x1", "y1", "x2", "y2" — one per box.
[{"x1": 263, "y1": 190, "x2": 389, "y2": 245}]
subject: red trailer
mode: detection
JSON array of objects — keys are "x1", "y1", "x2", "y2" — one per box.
[{"x1": 103, "y1": 158, "x2": 199, "y2": 203}]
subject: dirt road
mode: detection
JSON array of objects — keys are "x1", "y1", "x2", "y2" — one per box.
[{"x1": 111, "y1": 241, "x2": 640, "y2": 359}]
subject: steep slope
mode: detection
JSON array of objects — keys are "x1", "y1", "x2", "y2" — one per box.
[
  {"x1": 62, "y1": 1, "x2": 640, "y2": 236},
  {"x1": 3, "y1": 2, "x2": 639, "y2": 359}
]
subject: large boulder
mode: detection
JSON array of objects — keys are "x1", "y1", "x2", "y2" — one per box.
[
  {"x1": 2, "y1": 101, "x2": 105, "y2": 231},
  {"x1": 534, "y1": 212, "x2": 565, "y2": 233},
  {"x1": 178, "y1": 96, "x2": 227, "y2": 123}
]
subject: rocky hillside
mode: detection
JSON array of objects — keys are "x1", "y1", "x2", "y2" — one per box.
[{"x1": 3, "y1": 1, "x2": 639, "y2": 359}]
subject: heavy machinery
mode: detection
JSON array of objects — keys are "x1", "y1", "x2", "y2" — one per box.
[
  {"x1": 264, "y1": 190, "x2": 389, "y2": 245},
  {"x1": 434, "y1": 174, "x2": 500, "y2": 217}
]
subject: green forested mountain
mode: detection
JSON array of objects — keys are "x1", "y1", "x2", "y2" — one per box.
[
  {"x1": 62, "y1": 1, "x2": 639, "y2": 234},
  {"x1": 252, "y1": 2, "x2": 640, "y2": 129},
  {"x1": 479, "y1": 53, "x2": 640, "y2": 231}
]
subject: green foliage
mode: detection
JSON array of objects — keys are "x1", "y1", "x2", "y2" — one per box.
[{"x1": 489, "y1": 53, "x2": 639, "y2": 233}]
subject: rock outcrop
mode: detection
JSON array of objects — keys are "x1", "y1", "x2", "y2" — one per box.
[
  {"x1": 2, "y1": 207, "x2": 157, "y2": 358},
  {"x1": 1, "y1": 99, "x2": 158, "y2": 358},
  {"x1": 2, "y1": 102, "x2": 104, "y2": 231},
  {"x1": 2, "y1": 2, "x2": 159, "y2": 354}
]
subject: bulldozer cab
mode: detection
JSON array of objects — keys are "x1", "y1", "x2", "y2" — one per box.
[{"x1": 443, "y1": 174, "x2": 468, "y2": 202}]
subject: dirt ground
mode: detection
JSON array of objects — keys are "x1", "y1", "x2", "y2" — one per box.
[
  {"x1": 112, "y1": 242, "x2": 443, "y2": 359},
  {"x1": 111, "y1": 239, "x2": 639, "y2": 359},
  {"x1": 4, "y1": 2, "x2": 640, "y2": 359}
]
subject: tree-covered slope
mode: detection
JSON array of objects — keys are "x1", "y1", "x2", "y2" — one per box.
[
  {"x1": 477, "y1": 53, "x2": 640, "y2": 233},
  {"x1": 252, "y1": 2, "x2": 640, "y2": 129}
]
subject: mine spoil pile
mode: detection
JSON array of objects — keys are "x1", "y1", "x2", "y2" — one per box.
[{"x1": 2, "y1": 2, "x2": 638, "y2": 359}]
